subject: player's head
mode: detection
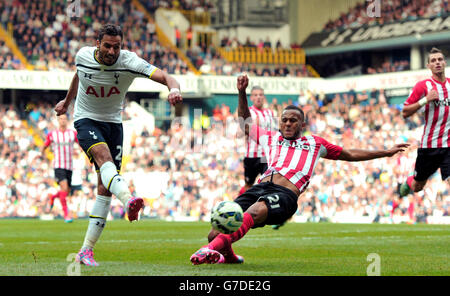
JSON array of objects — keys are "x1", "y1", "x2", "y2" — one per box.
[
  {"x1": 250, "y1": 86, "x2": 265, "y2": 109},
  {"x1": 57, "y1": 113, "x2": 69, "y2": 130},
  {"x1": 96, "y1": 24, "x2": 123, "y2": 66},
  {"x1": 427, "y1": 47, "x2": 446, "y2": 75},
  {"x1": 280, "y1": 105, "x2": 306, "y2": 140}
]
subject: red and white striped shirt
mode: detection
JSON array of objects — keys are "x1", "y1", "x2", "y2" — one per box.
[
  {"x1": 250, "y1": 126, "x2": 343, "y2": 193},
  {"x1": 404, "y1": 77, "x2": 450, "y2": 148},
  {"x1": 246, "y1": 106, "x2": 275, "y2": 158},
  {"x1": 44, "y1": 129, "x2": 78, "y2": 170}
]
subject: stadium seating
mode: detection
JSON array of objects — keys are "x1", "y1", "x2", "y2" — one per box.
[
  {"x1": 0, "y1": 0, "x2": 313, "y2": 76},
  {"x1": 322, "y1": 0, "x2": 449, "y2": 32},
  {"x1": 0, "y1": 0, "x2": 190, "y2": 73}
]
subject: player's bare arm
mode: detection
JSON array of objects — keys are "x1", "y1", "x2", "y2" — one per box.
[
  {"x1": 55, "y1": 72, "x2": 79, "y2": 116},
  {"x1": 402, "y1": 89, "x2": 439, "y2": 118},
  {"x1": 237, "y1": 74, "x2": 252, "y2": 135},
  {"x1": 338, "y1": 143, "x2": 410, "y2": 161},
  {"x1": 150, "y1": 68, "x2": 183, "y2": 106}
]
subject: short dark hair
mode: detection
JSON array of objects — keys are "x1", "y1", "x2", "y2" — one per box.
[
  {"x1": 251, "y1": 85, "x2": 264, "y2": 93},
  {"x1": 428, "y1": 47, "x2": 444, "y2": 62},
  {"x1": 57, "y1": 113, "x2": 69, "y2": 119},
  {"x1": 98, "y1": 24, "x2": 123, "y2": 42},
  {"x1": 283, "y1": 105, "x2": 305, "y2": 121}
]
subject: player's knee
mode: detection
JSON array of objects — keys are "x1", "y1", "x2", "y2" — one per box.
[
  {"x1": 411, "y1": 181, "x2": 426, "y2": 192},
  {"x1": 99, "y1": 161, "x2": 118, "y2": 189},
  {"x1": 90, "y1": 144, "x2": 113, "y2": 168},
  {"x1": 59, "y1": 180, "x2": 69, "y2": 190},
  {"x1": 246, "y1": 201, "x2": 268, "y2": 225},
  {"x1": 208, "y1": 228, "x2": 221, "y2": 242}
]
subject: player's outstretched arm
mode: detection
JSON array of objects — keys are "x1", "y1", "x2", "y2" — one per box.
[
  {"x1": 150, "y1": 69, "x2": 182, "y2": 106},
  {"x1": 237, "y1": 74, "x2": 252, "y2": 136},
  {"x1": 338, "y1": 143, "x2": 410, "y2": 162},
  {"x1": 55, "y1": 72, "x2": 79, "y2": 116}
]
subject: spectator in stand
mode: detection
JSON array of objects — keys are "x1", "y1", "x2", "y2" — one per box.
[{"x1": 263, "y1": 37, "x2": 272, "y2": 49}]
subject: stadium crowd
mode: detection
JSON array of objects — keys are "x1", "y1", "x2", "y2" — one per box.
[
  {"x1": 0, "y1": 40, "x2": 25, "y2": 70},
  {"x1": 139, "y1": 0, "x2": 216, "y2": 14},
  {"x1": 323, "y1": 0, "x2": 449, "y2": 31},
  {"x1": 0, "y1": 0, "x2": 190, "y2": 73},
  {"x1": 0, "y1": 0, "x2": 314, "y2": 77},
  {"x1": 0, "y1": 86, "x2": 448, "y2": 224},
  {"x1": 366, "y1": 60, "x2": 410, "y2": 74}
]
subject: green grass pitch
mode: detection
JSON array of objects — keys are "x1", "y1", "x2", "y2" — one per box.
[{"x1": 0, "y1": 219, "x2": 448, "y2": 276}]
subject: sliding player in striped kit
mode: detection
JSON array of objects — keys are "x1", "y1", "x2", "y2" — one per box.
[
  {"x1": 55, "y1": 24, "x2": 182, "y2": 266},
  {"x1": 399, "y1": 47, "x2": 450, "y2": 198},
  {"x1": 42, "y1": 113, "x2": 78, "y2": 223},
  {"x1": 190, "y1": 74, "x2": 409, "y2": 265}
]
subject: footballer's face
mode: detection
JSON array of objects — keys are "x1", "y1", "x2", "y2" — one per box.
[
  {"x1": 280, "y1": 109, "x2": 305, "y2": 140},
  {"x1": 97, "y1": 34, "x2": 122, "y2": 66},
  {"x1": 57, "y1": 114, "x2": 68, "y2": 129},
  {"x1": 427, "y1": 53, "x2": 446, "y2": 75},
  {"x1": 250, "y1": 88, "x2": 265, "y2": 109}
]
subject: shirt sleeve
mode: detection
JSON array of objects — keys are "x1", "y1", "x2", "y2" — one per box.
[
  {"x1": 404, "y1": 81, "x2": 427, "y2": 106},
  {"x1": 74, "y1": 49, "x2": 80, "y2": 65},
  {"x1": 44, "y1": 133, "x2": 52, "y2": 147},
  {"x1": 74, "y1": 46, "x2": 87, "y2": 66},
  {"x1": 126, "y1": 51, "x2": 158, "y2": 78},
  {"x1": 318, "y1": 136, "x2": 343, "y2": 160}
]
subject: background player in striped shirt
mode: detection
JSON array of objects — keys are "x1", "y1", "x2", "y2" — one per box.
[
  {"x1": 55, "y1": 24, "x2": 183, "y2": 266},
  {"x1": 399, "y1": 47, "x2": 450, "y2": 197},
  {"x1": 240, "y1": 85, "x2": 276, "y2": 195},
  {"x1": 41, "y1": 113, "x2": 78, "y2": 223},
  {"x1": 190, "y1": 74, "x2": 409, "y2": 265}
]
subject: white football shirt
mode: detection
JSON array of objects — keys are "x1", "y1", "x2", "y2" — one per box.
[{"x1": 74, "y1": 46, "x2": 158, "y2": 123}]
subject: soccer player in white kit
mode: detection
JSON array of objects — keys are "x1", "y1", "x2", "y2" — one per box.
[
  {"x1": 190, "y1": 74, "x2": 409, "y2": 265},
  {"x1": 55, "y1": 24, "x2": 183, "y2": 266}
]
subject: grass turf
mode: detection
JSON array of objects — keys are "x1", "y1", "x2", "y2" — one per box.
[{"x1": 0, "y1": 219, "x2": 448, "y2": 276}]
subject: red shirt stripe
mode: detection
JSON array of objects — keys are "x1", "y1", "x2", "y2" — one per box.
[
  {"x1": 245, "y1": 106, "x2": 275, "y2": 158},
  {"x1": 250, "y1": 126, "x2": 343, "y2": 192},
  {"x1": 405, "y1": 77, "x2": 450, "y2": 148},
  {"x1": 45, "y1": 129, "x2": 78, "y2": 170}
]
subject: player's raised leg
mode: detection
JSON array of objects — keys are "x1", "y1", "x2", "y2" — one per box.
[
  {"x1": 399, "y1": 175, "x2": 428, "y2": 197},
  {"x1": 91, "y1": 143, "x2": 144, "y2": 221}
]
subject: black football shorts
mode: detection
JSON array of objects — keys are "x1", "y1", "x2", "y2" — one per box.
[
  {"x1": 244, "y1": 157, "x2": 268, "y2": 185},
  {"x1": 234, "y1": 181, "x2": 298, "y2": 228},
  {"x1": 414, "y1": 148, "x2": 450, "y2": 181},
  {"x1": 54, "y1": 168, "x2": 72, "y2": 186},
  {"x1": 74, "y1": 118, "x2": 124, "y2": 172}
]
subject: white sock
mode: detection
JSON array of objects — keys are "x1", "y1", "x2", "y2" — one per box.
[
  {"x1": 81, "y1": 195, "x2": 111, "y2": 251},
  {"x1": 99, "y1": 161, "x2": 131, "y2": 205}
]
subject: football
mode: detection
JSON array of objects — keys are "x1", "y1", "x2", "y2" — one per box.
[{"x1": 210, "y1": 201, "x2": 244, "y2": 234}]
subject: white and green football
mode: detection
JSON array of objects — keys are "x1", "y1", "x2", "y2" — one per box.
[{"x1": 210, "y1": 201, "x2": 244, "y2": 234}]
